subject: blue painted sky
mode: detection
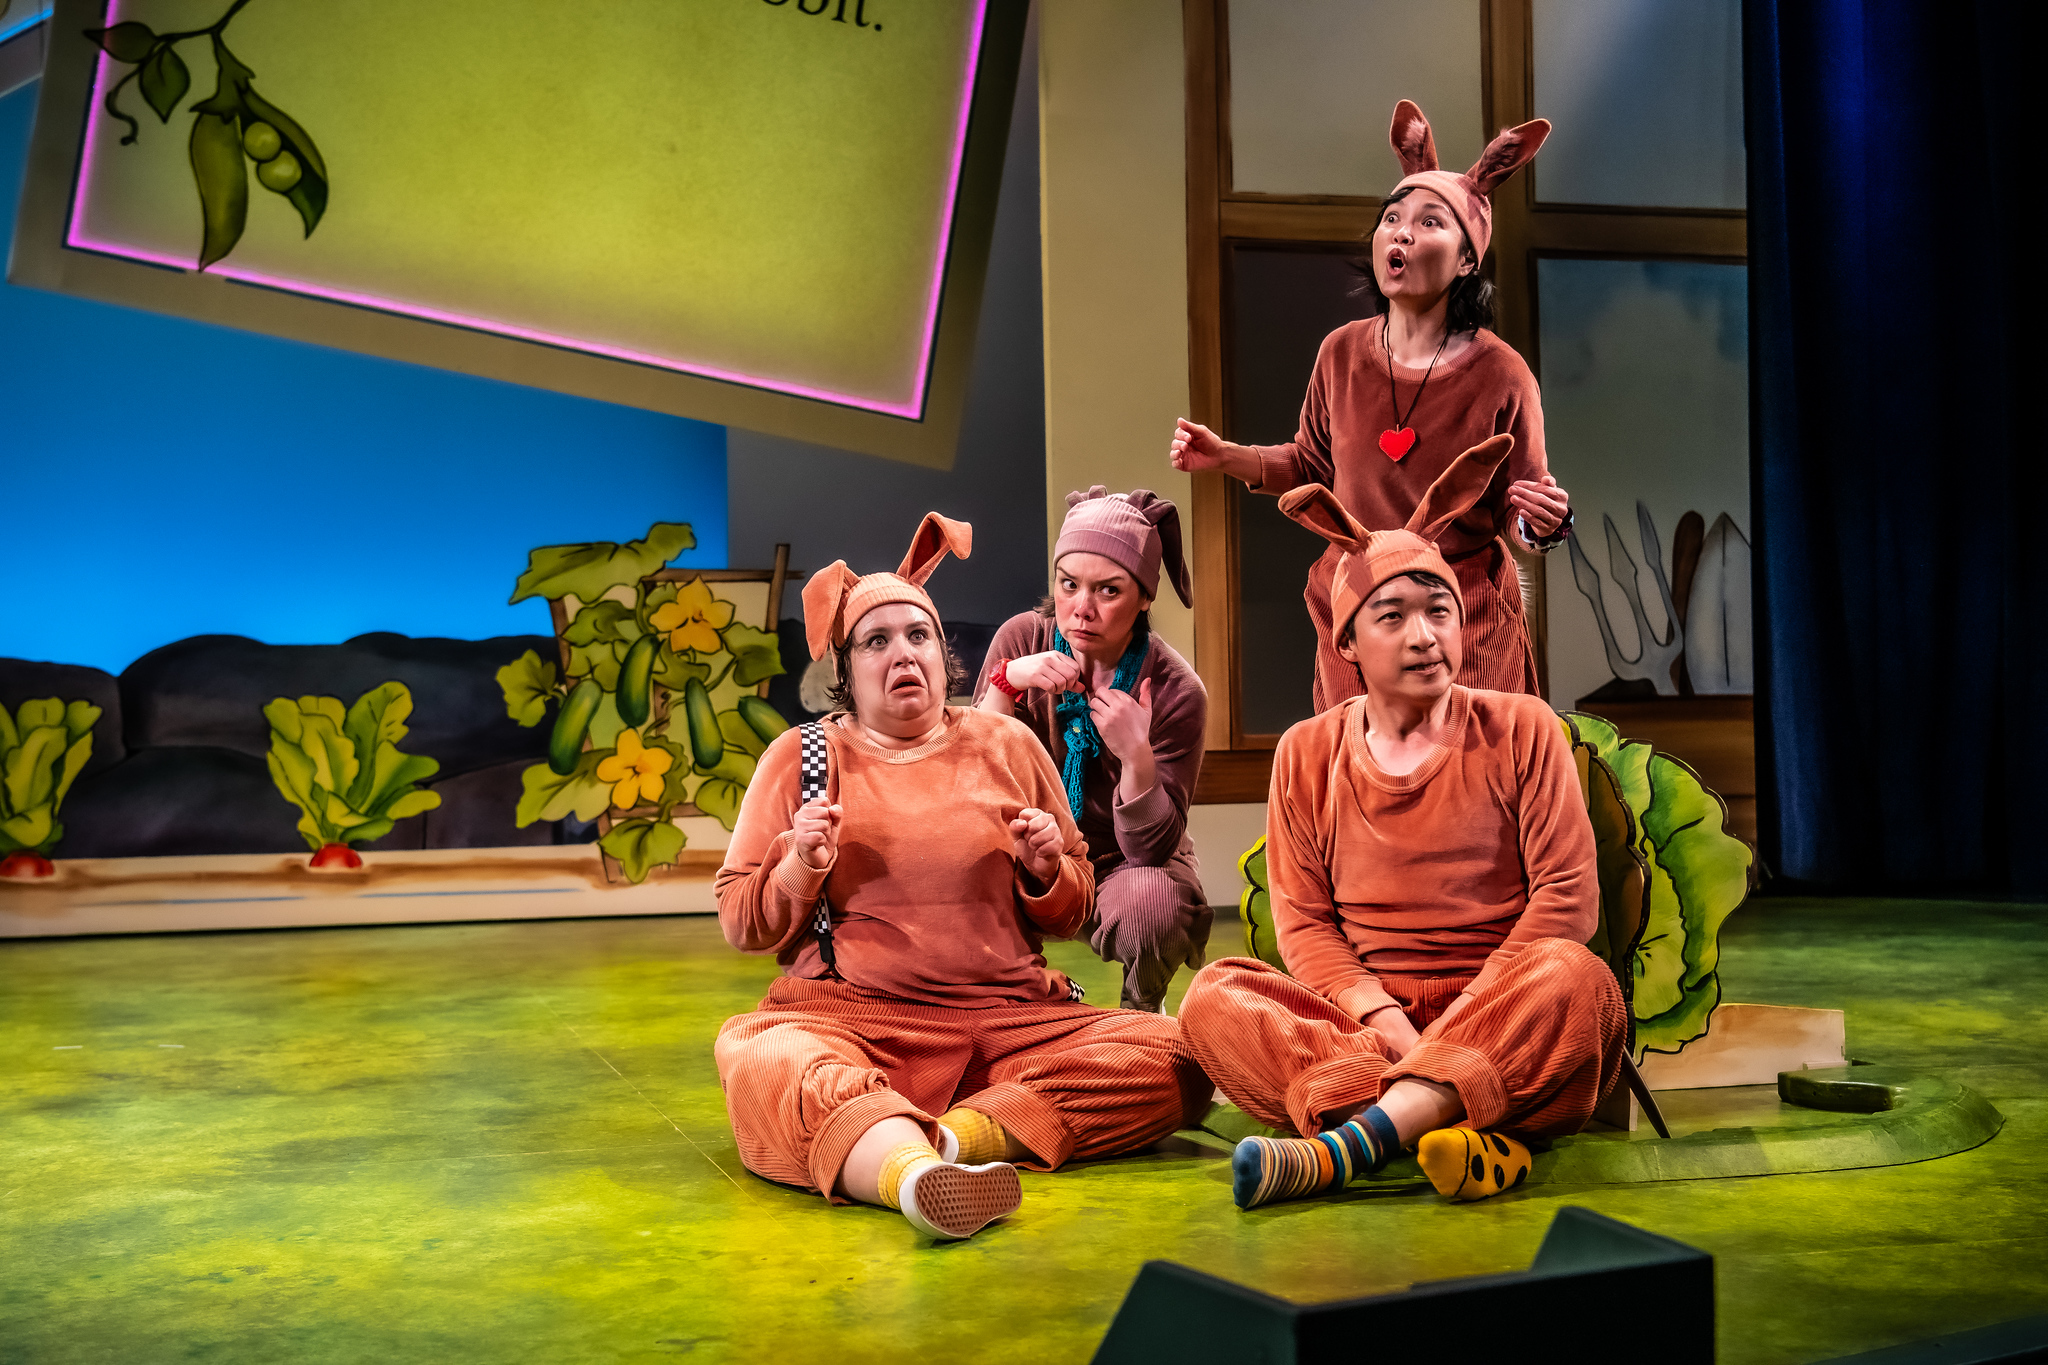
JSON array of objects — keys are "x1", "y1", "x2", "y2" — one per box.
[{"x1": 0, "y1": 81, "x2": 726, "y2": 674}]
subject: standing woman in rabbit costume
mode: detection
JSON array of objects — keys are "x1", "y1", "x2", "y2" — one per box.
[{"x1": 1170, "y1": 100, "x2": 1574, "y2": 708}]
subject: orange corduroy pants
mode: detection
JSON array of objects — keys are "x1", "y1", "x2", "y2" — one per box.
[
  {"x1": 1179, "y1": 938, "x2": 1626, "y2": 1139},
  {"x1": 715, "y1": 975, "x2": 1212, "y2": 1202}
]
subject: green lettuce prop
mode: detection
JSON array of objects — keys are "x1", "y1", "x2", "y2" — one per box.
[
  {"x1": 265, "y1": 684, "x2": 442, "y2": 860},
  {"x1": 1563, "y1": 711, "x2": 1754, "y2": 1058},
  {"x1": 0, "y1": 699, "x2": 99, "y2": 867}
]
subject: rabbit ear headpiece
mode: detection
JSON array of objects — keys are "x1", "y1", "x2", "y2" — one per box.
[
  {"x1": 1053, "y1": 486, "x2": 1193, "y2": 609},
  {"x1": 802, "y1": 512, "x2": 973, "y2": 661},
  {"x1": 1387, "y1": 99, "x2": 1550, "y2": 263},
  {"x1": 1278, "y1": 434, "x2": 1514, "y2": 638}
]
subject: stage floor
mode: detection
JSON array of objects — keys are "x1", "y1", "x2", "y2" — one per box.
[{"x1": 4, "y1": 898, "x2": 2043, "y2": 1363}]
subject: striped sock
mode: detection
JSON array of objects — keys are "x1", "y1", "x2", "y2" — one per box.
[{"x1": 1231, "y1": 1106, "x2": 1400, "y2": 1209}]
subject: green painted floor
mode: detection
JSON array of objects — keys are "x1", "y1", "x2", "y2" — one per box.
[{"x1": 3, "y1": 898, "x2": 2043, "y2": 1363}]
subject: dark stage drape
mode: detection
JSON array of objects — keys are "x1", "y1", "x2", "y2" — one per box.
[{"x1": 1744, "y1": 0, "x2": 2044, "y2": 894}]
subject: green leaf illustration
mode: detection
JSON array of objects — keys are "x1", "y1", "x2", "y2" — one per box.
[
  {"x1": 654, "y1": 652, "x2": 711, "y2": 690},
  {"x1": 598, "y1": 817, "x2": 687, "y2": 884},
  {"x1": 496, "y1": 650, "x2": 558, "y2": 727},
  {"x1": 61, "y1": 700, "x2": 101, "y2": 745},
  {"x1": 140, "y1": 46, "x2": 190, "y2": 123},
  {"x1": 515, "y1": 754, "x2": 611, "y2": 827},
  {"x1": 509, "y1": 523, "x2": 696, "y2": 605},
  {"x1": 692, "y1": 778, "x2": 746, "y2": 833},
  {"x1": 567, "y1": 640, "x2": 624, "y2": 695},
  {"x1": 85, "y1": 22, "x2": 157, "y2": 63},
  {"x1": 721, "y1": 621, "x2": 786, "y2": 688},
  {"x1": 694, "y1": 744, "x2": 757, "y2": 788},
  {"x1": 188, "y1": 112, "x2": 248, "y2": 269},
  {"x1": 561, "y1": 600, "x2": 639, "y2": 647},
  {"x1": 719, "y1": 708, "x2": 767, "y2": 760},
  {"x1": 266, "y1": 685, "x2": 441, "y2": 849}
]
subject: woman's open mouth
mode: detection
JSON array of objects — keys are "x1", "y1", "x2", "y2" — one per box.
[
  {"x1": 890, "y1": 674, "x2": 926, "y2": 694},
  {"x1": 1385, "y1": 248, "x2": 1406, "y2": 276}
]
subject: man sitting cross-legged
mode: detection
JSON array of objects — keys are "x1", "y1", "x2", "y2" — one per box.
[
  {"x1": 714, "y1": 511, "x2": 1211, "y2": 1242},
  {"x1": 1178, "y1": 436, "x2": 1626, "y2": 1206}
]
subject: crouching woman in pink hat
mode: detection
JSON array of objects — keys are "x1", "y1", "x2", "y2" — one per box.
[{"x1": 974, "y1": 488, "x2": 1210, "y2": 1013}]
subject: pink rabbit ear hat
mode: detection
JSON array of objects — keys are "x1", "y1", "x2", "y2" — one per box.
[
  {"x1": 1279, "y1": 434, "x2": 1515, "y2": 640},
  {"x1": 1387, "y1": 99, "x2": 1550, "y2": 263}
]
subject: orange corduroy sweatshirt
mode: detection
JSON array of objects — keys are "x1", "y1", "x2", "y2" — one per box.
[
  {"x1": 716, "y1": 707, "x2": 1096, "y2": 1008},
  {"x1": 1266, "y1": 686, "x2": 1596, "y2": 1021}
]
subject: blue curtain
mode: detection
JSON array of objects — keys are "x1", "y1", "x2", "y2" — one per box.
[{"x1": 1745, "y1": 0, "x2": 2044, "y2": 894}]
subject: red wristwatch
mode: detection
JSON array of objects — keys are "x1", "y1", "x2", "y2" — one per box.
[{"x1": 988, "y1": 658, "x2": 1023, "y2": 699}]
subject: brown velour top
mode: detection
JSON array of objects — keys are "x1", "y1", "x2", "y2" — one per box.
[
  {"x1": 716, "y1": 706, "x2": 1095, "y2": 1008},
  {"x1": 972, "y1": 612, "x2": 1206, "y2": 894},
  {"x1": 1249, "y1": 319, "x2": 1547, "y2": 550},
  {"x1": 1264, "y1": 686, "x2": 1597, "y2": 1022}
]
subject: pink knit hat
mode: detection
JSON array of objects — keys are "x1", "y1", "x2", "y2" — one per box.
[
  {"x1": 801, "y1": 512, "x2": 972, "y2": 660},
  {"x1": 1386, "y1": 99, "x2": 1550, "y2": 264},
  {"x1": 1053, "y1": 487, "x2": 1193, "y2": 608},
  {"x1": 1279, "y1": 434, "x2": 1513, "y2": 639}
]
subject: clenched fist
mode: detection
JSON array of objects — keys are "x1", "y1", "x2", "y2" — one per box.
[
  {"x1": 791, "y1": 795, "x2": 843, "y2": 870},
  {"x1": 1008, "y1": 806, "x2": 1065, "y2": 887}
]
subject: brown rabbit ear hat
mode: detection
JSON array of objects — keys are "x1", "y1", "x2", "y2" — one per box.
[
  {"x1": 1280, "y1": 434, "x2": 1514, "y2": 639},
  {"x1": 1388, "y1": 99, "x2": 1550, "y2": 263},
  {"x1": 802, "y1": 512, "x2": 972, "y2": 661}
]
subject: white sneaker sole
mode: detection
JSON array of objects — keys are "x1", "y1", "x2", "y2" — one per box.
[{"x1": 899, "y1": 1161, "x2": 1021, "y2": 1240}]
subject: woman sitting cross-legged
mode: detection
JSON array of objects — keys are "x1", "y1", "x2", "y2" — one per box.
[
  {"x1": 1178, "y1": 438, "x2": 1627, "y2": 1207},
  {"x1": 713, "y1": 511, "x2": 1212, "y2": 1241},
  {"x1": 974, "y1": 487, "x2": 1210, "y2": 1012}
]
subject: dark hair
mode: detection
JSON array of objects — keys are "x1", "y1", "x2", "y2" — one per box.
[
  {"x1": 1352, "y1": 185, "x2": 1496, "y2": 336},
  {"x1": 1033, "y1": 595, "x2": 1152, "y2": 640},
  {"x1": 824, "y1": 625, "x2": 971, "y2": 715}
]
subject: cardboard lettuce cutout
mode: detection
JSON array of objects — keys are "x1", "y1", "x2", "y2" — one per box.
[
  {"x1": 264, "y1": 683, "x2": 441, "y2": 852},
  {"x1": 1238, "y1": 837, "x2": 1287, "y2": 972},
  {"x1": 1564, "y1": 712, "x2": 1754, "y2": 1059}
]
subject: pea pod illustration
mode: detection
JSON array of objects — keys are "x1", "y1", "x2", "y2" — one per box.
[
  {"x1": 682, "y1": 679, "x2": 724, "y2": 771},
  {"x1": 617, "y1": 634, "x2": 660, "y2": 727},
  {"x1": 549, "y1": 679, "x2": 602, "y2": 775},
  {"x1": 736, "y1": 696, "x2": 790, "y2": 745}
]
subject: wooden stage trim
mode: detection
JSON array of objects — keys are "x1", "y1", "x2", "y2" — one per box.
[{"x1": 0, "y1": 845, "x2": 718, "y2": 939}]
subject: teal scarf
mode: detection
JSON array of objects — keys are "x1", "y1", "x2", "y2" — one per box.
[{"x1": 1052, "y1": 625, "x2": 1149, "y2": 821}]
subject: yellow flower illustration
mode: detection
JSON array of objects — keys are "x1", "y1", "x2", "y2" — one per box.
[
  {"x1": 595, "y1": 728, "x2": 672, "y2": 810},
  {"x1": 650, "y1": 577, "x2": 735, "y2": 655}
]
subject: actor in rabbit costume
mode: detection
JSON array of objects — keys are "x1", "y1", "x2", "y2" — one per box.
[
  {"x1": 1178, "y1": 437, "x2": 1625, "y2": 1207},
  {"x1": 975, "y1": 488, "x2": 1211, "y2": 1013},
  {"x1": 714, "y1": 512, "x2": 1209, "y2": 1242},
  {"x1": 1170, "y1": 99, "x2": 1574, "y2": 708}
]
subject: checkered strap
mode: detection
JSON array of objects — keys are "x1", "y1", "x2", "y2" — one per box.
[{"x1": 797, "y1": 722, "x2": 837, "y2": 969}]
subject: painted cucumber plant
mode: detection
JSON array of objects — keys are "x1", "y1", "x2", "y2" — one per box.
[
  {"x1": 1564, "y1": 711, "x2": 1754, "y2": 1058},
  {"x1": 498, "y1": 523, "x2": 789, "y2": 885},
  {"x1": 0, "y1": 698, "x2": 98, "y2": 879},
  {"x1": 86, "y1": 0, "x2": 328, "y2": 269},
  {"x1": 264, "y1": 683, "x2": 442, "y2": 870}
]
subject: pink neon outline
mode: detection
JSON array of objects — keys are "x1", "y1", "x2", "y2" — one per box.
[{"x1": 66, "y1": 0, "x2": 990, "y2": 420}]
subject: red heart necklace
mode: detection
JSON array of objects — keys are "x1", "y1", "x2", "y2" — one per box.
[{"x1": 1380, "y1": 314, "x2": 1451, "y2": 462}]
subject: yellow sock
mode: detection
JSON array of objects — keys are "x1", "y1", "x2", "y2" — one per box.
[
  {"x1": 1416, "y1": 1128, "x2": 1532, "y2": 1202},
  {"x1": 874, "y1": 1142, "x2": 945, "y2": 1211},
  {"x1": 939, "y1": 1107, "x2": 1009, "y2": 1165}
]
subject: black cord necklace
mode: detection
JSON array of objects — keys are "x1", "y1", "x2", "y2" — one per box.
[{"x1": 1378, "y1": 313, "x2": 1451, "y2": 462}]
